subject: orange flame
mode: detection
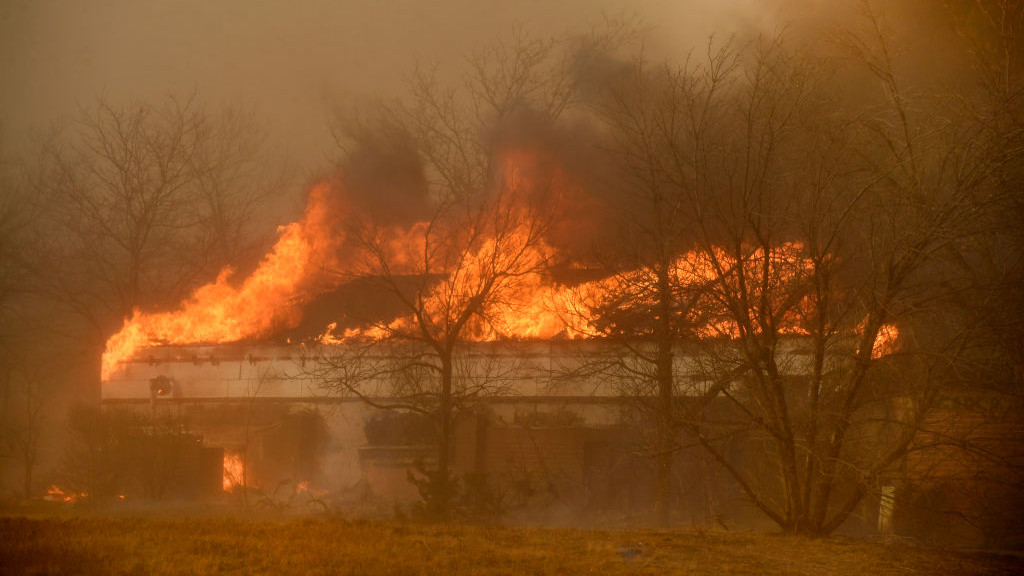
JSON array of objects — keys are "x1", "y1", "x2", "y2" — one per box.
[
  {"x1": 102, "y1": 183, "x2": 345, "y2": 379},
  {"x1": 329, "y1": 242, "x2": 817, "y2": 343},
  {"x1": 45, "y1": 484, "x2": 86, "y2": 503},
  {"x1": 103, "y1": 147, "x2": 888, "y2": 373},
  {"x1": 872, "y1": 324, "x2": 899, "y2": 358},
  {"x1": 295, "y1": 480, "x2": 328, "y2": 498},
  {"x1": 223, "y1": 451, "x2": 245, "y2": 492}
]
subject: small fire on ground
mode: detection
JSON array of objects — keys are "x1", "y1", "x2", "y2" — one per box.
[{"x1": 44, "y1": 485, "x2": 88, "y2": 503}]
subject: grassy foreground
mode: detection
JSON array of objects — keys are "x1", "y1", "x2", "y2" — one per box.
[{"x1": 1, "y1": 516, "x2": 1021, "y2": 576}]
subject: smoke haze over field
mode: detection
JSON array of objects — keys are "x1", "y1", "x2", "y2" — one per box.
[
  {"x1": 1, "y1": 0, "x2": 865, "y2": 171},
  {"x1": 3, "y1": 0, "x2": 1024, "y2": 552}
]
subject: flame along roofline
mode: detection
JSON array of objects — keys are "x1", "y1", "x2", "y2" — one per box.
[{"x1": 110, "y1": 333, "x2": 822, "y2": 361}]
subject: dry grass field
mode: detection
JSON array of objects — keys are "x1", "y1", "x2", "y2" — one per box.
[{"x1": 1, "y1": 515, "x2": 1022, "y2": 576}]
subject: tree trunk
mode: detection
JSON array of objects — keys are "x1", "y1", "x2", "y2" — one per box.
[
  {"x1": 653, "y1": 263, "x2": 676, "y2": 527},
  {"x1": 654, "y1": 340, "x2": 675, "y2": 526},
  {"x1": 435, "y1": 351, "x2": 455, "y2": 519},
  {"x1": 23, "y1": 456, "x2": 34, "y2": 499}
]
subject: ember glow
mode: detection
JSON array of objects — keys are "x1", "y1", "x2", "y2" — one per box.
[
  {"x1": 872, "y1": 323, "x2": 900, "y2": 359},
  {"x1": 45, "y1": 485, "x2": 86, "y2": 503},
  {"x1": 223, "y1": 451, "x2": 245, "y2": 492},
  {"x1": 296, "y1": 481, "x2": 328, "y2": 498}
]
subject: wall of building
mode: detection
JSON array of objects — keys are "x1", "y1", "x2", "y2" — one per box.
[
  {"x1": 100, "y1": 342, "x2": 652, "y2": 510},
  {"x1": 97, "y1": 339, "x2": 880, "y2": 528}
]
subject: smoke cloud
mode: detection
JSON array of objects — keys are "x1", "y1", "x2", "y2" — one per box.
[{"x1": 334, "y1": 123, "x2": 432, "y2": 228}]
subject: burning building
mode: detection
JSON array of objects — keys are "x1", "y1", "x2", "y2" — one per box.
[
  {"x1": 94, "y1": 153, "x2": 1011, "y2": 543},
  {"x1": 101, "y1": 328, "x2": 835, "y2": 522},
  {"x1": 101, "y1": 340, "x2": 638, "y2": 509},
  {"x1": 94, "y1": 162, "x2": 820, "y2": 520}
]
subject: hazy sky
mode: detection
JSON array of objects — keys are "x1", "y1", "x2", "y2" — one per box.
[{"x1": 1, "y1": 0, "x2": 821, "y2": 172}]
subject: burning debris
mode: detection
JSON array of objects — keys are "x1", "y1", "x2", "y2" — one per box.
[{"x1": 44, "y1": 485, "x2": 86, "y2": 503}]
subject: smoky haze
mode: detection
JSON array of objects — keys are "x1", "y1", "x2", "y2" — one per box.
[
  {"x1": 1, "y1": 0, "x2": 842, "y2": 172},
  {"x1": 4, "y1": 0, "x2": 1022, "y2": 559},
  {"x1": 0, "y1": 0, "x2": 984, "y2": 431}
]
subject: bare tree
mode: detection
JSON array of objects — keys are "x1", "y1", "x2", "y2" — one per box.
[
  {"x1": 26, "y1": 94, "x2": 279, "y2": 346},
  {"x1": 1, "y1": 357, "x2": 50, "y2": 498},
  {"x1": 315, "y1": 164, "x2": 555, "y2": 520},
  {"x1": 582, "y1": 4, "x2": 1019, "y2": 535},
  {"x1": 0, "y1": 139, "x2": 48, "y2": 499},
  {"x1": 0, "y1": 150, "x2": 27, "y2": 325},
  {"x1": 694, "y1": 6, "x2": 1017, "y2": 535},
  {"x1": 857, "y1": 0, "x2": 1024, "y2": 544},
  {"x1": 315, "y1": 32, "x2": 583, "y2": 520},
  {"x1": 942, "y1": 0, "x2": 1024, "y2": 385},
  {"x1": 561, "y1": 39, "x2": 741, "y2": 526}
]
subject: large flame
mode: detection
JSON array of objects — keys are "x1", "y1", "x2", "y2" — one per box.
[
  {"x1": 103, "y1": 149, "x2": 899, "y2": 378},
  {"x1": 328, "y1": 242, "x2": 819, "y2": 343},
  {"x1": 101, "y1": 182, "x2": 345, "y2": 379}
]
